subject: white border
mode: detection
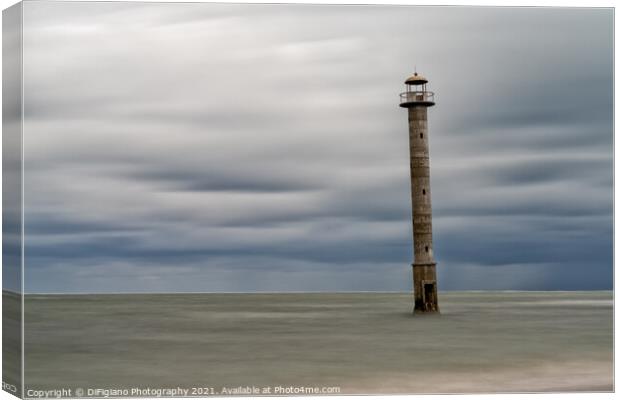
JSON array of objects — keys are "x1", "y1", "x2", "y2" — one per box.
[{"x1": 0, "y1": 2, "x2": 615, "y2": 400}]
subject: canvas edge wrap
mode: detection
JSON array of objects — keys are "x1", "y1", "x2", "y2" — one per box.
[{"x1": 3, "y1": 2, "x2": 24, "y2": 398}]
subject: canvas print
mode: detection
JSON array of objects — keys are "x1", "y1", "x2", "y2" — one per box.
[{"x1": 2, "y1": 1, "x2": 614, "y2": 398}]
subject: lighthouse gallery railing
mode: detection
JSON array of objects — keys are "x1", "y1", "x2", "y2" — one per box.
[{"x1": 399, "y1": 91, "x2": 435, "y2": 104}]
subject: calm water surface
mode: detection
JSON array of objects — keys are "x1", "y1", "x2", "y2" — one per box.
[{"x1": 21, "y1": 291, "x2": 612, "y2": 395}]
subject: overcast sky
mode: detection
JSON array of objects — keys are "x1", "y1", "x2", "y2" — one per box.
[{"x1": 15, "y1": 2, "x2": 613, "y2": 293}]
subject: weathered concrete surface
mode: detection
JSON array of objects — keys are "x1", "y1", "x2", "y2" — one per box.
[{"x1": 406, "y1": 94, "x2": 438, "y2": 313}]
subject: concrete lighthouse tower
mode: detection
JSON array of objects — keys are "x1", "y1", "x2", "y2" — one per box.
[{"x1": 399, "y1": 72, "x2": 439, "y2": 314}]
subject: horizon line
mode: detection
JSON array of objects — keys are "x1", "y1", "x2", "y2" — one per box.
[{"x1": 2, "y1": 289, "x2": 614, "y2": 295}]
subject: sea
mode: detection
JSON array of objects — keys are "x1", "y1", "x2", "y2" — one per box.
[{"x1": 7, "y1": 291, "x2": 613, "y2": 396}]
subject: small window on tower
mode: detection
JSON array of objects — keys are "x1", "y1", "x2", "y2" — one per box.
[
  {"x1": 422, "y1": 189, "x2": 426, "y2": 195},
  {"x1": 425, "y1": 246, "x2": 429, "y2": 253},
  {"x1": 420, "y1": 133, "x2": 424, "y2": 139}
]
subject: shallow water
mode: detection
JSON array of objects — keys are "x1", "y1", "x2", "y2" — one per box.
[{"x1": 21, "y1": 291, "x2": 612, "y2": 395}]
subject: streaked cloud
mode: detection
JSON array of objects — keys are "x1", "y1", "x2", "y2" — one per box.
[{"x1": 18, "y1": 3, "x2": 612, "y2": 292}]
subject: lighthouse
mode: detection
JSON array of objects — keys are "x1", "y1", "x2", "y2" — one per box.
[{"x1": 399, "y1": 72, "x2": 439, "y2": 314}]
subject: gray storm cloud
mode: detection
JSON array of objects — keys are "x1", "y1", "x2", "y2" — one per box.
[{"x1": 17, "y1": 3, "x2": 612, "y2": 293}]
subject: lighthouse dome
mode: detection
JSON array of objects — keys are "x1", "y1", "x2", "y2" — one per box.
[{"x1": 405, "y1": 72, "x2": 428, "y2": 85}]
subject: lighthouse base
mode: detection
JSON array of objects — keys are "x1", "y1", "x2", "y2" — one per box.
[{"x1": 412, "y1": 263, "x2": 440, "y2": 314}]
